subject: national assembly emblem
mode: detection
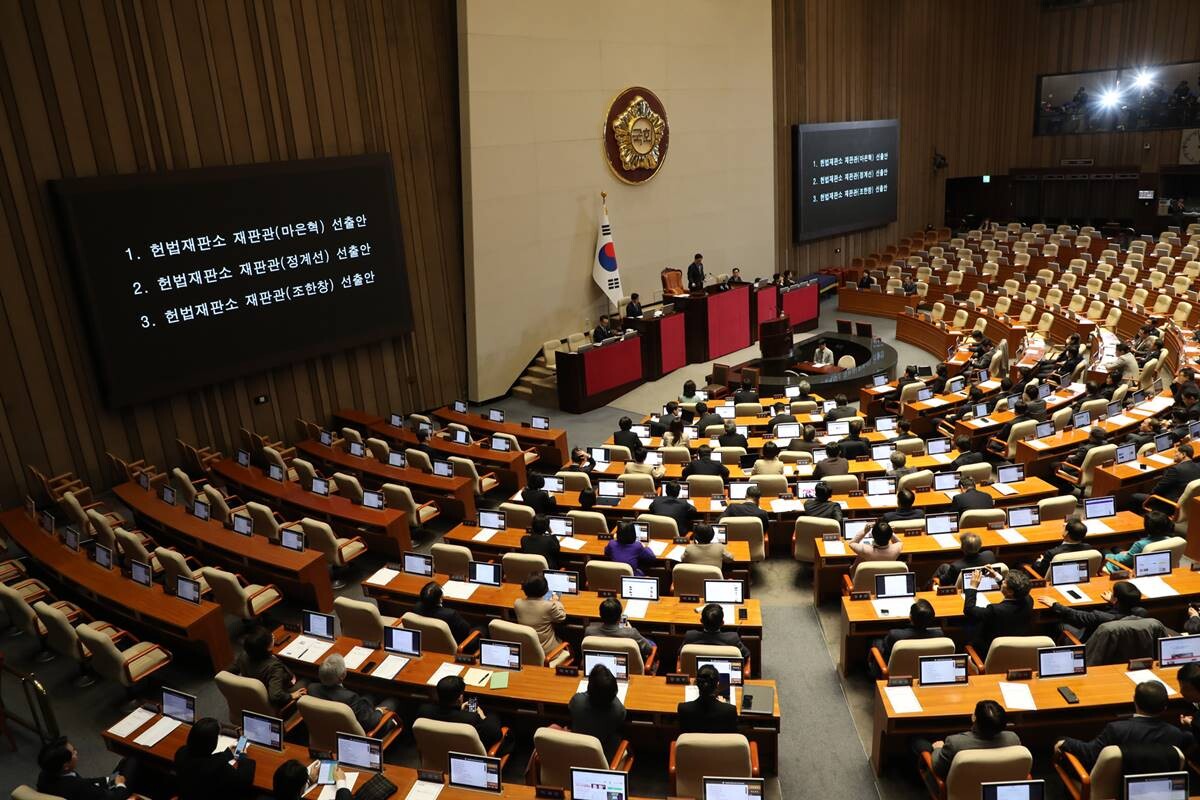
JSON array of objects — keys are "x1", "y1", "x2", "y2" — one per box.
[{"x1": 603, "y1": 87, "x2": 669, "y2": 185}]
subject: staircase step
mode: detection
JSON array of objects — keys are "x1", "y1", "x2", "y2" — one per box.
[
  {"x1": 512, "y1": 385, "x2": 534, "y2": 397},
  {"x1": 527, "y1": 365, "x2": 555, "y2": 378}
]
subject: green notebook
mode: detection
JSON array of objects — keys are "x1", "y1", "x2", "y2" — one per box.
[{"x1": 489, "y1": 671, "x2": 509, "y2": 690}]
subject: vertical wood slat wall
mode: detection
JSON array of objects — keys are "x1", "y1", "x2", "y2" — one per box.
[
  {"x1": 0, "y1": 0, "x2": 465, "y2": 506},
  {"x1": 774, "y1": 0, "x2": 1200, "y2": 276}
]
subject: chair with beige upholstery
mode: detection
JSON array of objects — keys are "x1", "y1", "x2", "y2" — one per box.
[
  {"x1": 201, "y1": 484, "x2": 244, "y2": 525},
  {"x1": 289, "y1": 458, "x2": 319, "y2": 491},
  {"x1": 618, "y1": 473, "x2": 656, "y2": 495},
  {"x1": 658, "y1": 447, "x2": 691, "y2": 466},
  {"x1": 489, "y1": 619, "x2": 570, "y2": 667},
  {"x1": 529, "y1": 727, "x2": 634, "y2": 788},
  {"x1": 959, "y1": 509, "x2": 1006, "y2": 529},
  {"x1": 792, "y1": 516, "x2": 840, "y2": 564},
  {"x1": 413, "y1": 718, "x2": 509, "y2": 771},
  {"x1": 870, "y1": 637, "x2": 955, "y2": 679},
  {"x1": 582, "y1": 633, "x2": 655, "y2": 675},
  {"x1": 245, "y1": 501, "x2": 301, "y2": 543},
  {"x1": 670, "y1": 734, "x2": 759, "y2": 799},
  {"x1": 967, "y1": 635, "x2": 1055, "y2": 675},
  {"x1": 897, "y1": 470, "x2": 933, "y2": 493},
  {"x1": 5, "y1": 589, "x2": 78, "y2": 660},
  {"x1": 431, "y1": 543, "x2": 473, "y2": 576},
  {"x1": 401, "y1": 611, "x2": 479, "y2": 655},
  {"x1": 36, "y1": 602, "x2": 115, "y2": 685},
  {"x1": 299, "y1": 518, "x2": 366, "y2": 589},
  {"x1": 567, "y1": 510, "x2": 610, "y2": 535},
  {"x1": 555, "y1": 470, "x2": 593, "y2": 491},
  {"x1": 204, "y1": 568, "x2": 282, "y2": 624},
  {"x1": 299, "y1": 693, "x2": 402, "y2": 755},
  {"x1": 497, "y1": 502, "x2": 535, "y2": 530},
  {"x1": 501, "y1": 553, "x2": 548, "y2": 585},
  {"x1": 1055, "y1": 744, "x2": 1183, "y2": 800},
  {"x1": 988, "y1": 419, "x2": 1036, "y2": 461},
  {"x1": 919, "y1": 745, "x2": 1032, "y2": 800},
  {"x1": 749, "y1": 474, "x2": 787, "y2": 495},
  {"x1": 334, "y1": 596, "x2": 398, "y2": 643},
  {"x1": 76, "y1": 621, "x2": 171, "y2": 697},
  {"x1": 636, "y1": 513, "x2": 679, "y2": 540},
  {"x1": 719, "y1": 516, "x2": 765, "y2": 562},
  {"x1": 113, "y1": 527, "x2": 162, "y2": 576},
  {"x1": 586, "y1": 561, "x2": 633, "y2": 592},
  {"x1": 365, "y1": 437, "x2": 391, "y2": 463},
  {"x1": 154, "y1": 547, "x2": 212, "y2": 595},
  {"x1": 214, "y1": 670, "x2": 300, "y2": 733},
  {"x1": 404, "y1": 448, "x2": 433, "y2": 473},
  {"x1": 1055, "y1": 444, "x2": 1116, "y2": 498},
  {"x1": 686, "y1": 475, "x2": 725, "y2": 497},
  {"x1": 672, "y1": 563, "x2": 724, "y2": 595},
  {"x1": 380, "y1": 483, "x2": 439, "y2": 531},
  {"x1": 713, "y1": 447, "x2": 746, "y2": 466},
  {"x1": 169, "y1": 467, "x2": 206, "y2": 509},
  {"x1": 844, "y1": 561, "x2": 907, "y2": 594},
  {"x1": 677, "y1": 644, "x2": 746, "y2": 677},
  {"x1": 821, "y1": 474, "x2": 861, "y2": 494},
  {"x1": 326, "y1": 472, "x2": 362, "y2": 504},
  {"x1": 1036, "y1": 495, "x2": 1077, "y2": 521}
]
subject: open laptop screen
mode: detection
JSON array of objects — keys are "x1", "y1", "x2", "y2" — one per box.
[
  {"x1": 570, "y1": 768, "x2": 628, "y2": 800},
  {"x1": 1124, "y1": 773, "x2": 1187, "y2": 800},
  {"x1": 448, "y1": 752, "x2": 502, "y2": 793},
  {"x1": 918, "y1": 654, "x2": 968, "y2": 686}
]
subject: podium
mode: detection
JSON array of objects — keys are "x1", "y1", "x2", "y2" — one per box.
[
  {"x1": 752, "y1": 284, "x2": 779, "y2": 342},
  {"x1": 757, "y1": 316, "x2": 793, "y2": 377},
  {"x1": 671, "y1": 284, "x2": 752, "y2": 363},
  {"x1": 780, "y1": 281, "x2": 820, "y2": 331},
  {"x1": 556, "y1": 335, "x2": 644, "y2": 413},
  {"x1": 627, "y1": 311, "x2": 686, "y2": 380}
]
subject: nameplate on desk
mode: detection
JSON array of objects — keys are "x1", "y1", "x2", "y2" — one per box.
[
  {"x1": 666, "y1": 673, "x2": 691, "y2": 685},
  {"x1": 1029, "y1": 579, "x2": 1046, "y2": 589},
  {"x1": 987, "y1": 521, "x2": 1004, "y2": 529},
  {"x1": 1006, "y1": 668, "x2": 1033, "y2": 681},
  {"x1": 535, "y1": 789, "x2": 566, "y2": 799},
  {"x1": 597, "y1": 590, "x2": 616, "y2": 598},
  {"x1": 1129, "y1": 658, "x2": 1153, "y2": 671},
  {"x1": 642, "y1": 492, "x2": 656, "y2": 499},
  {"x1": 1108, "y1": 569, "x2": 1131, "y2": 580},
  {"x1": 556, "y1": 666, "x2": 580, "y2": 677},
  {"x1": 854, "y1": 456, "x2": 871, "y2": 462},
  {"x1": 936, "y1": 586, "x2": 957, "y2": 596},
  {"x1": 850, "y1": 591, "x2": 870, "y2": 601},
  {"x1": 849, "y1": 490, "x2": 864, "y2": 497},
  {"x1": 360, "y1": 640, "x2": 379, "y2": 650},
  {"x1": 902, "y1": 530, "x2": 924, "y2": 537},
  {"x1": 283, "y1": 622, "x2": 301, "y2": 633},
  {"x1": 597, "y1": 533, "x2": 613, "y2": 541},
  {"x1": 455, "y1": 654, "x2": 477, "y2": 665},
  {"x1": 680, "y1": 594, "x2": 700, "y2": 604},
  {"x1": 418, "y1": 770, "x2": 445, "y2": 784},
  {"x1": 821, "y1": 533, "x2": 840, "y2": 542},
  {"x1": 1191, "y1": 562, "x2": 1200, "y2": 572},
  {"x1": 673, "y1": 537, "x2": 689, "y2": 545},
  {"x1": 887, "y1": 676, "x2": 913, "y2": 687},
  {"x1": 914, "y1": 486, "x2": 931, "y2": 493}
]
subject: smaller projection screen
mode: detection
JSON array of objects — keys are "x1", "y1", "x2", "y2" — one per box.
[
  {"x1": 793, "y1": 120, "x2": 899, "y2": 243},
  {"x1": 51, "y1": 155, "x2": 412, "y2": 407}
]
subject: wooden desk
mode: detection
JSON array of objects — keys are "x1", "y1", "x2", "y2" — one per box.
[
  {"x1": 595, "y1": 451, "x2": 963, "y2": 482},
  {"x1": 952, "y1": 384, "x2": 1088, "y2": 450},
  {"x1": 433, "y1": 407, "x2": 569, "y2": 468},
  {"x1": 294, "y1": 438, "x2": 477, "y2": 522},
  {"x1": 269, "y1": 629, "x2": 782, "y2": 773},
  {"x1": 672, "y1": 284, "x2": 752, "y2": 362},
  {"x1": 333, "y1": 408, "x2": 533, "y2": 490},
  {"x1": 795, "y1": 362, "x2": 844, "y2": 375},
  {"x1": 1092, "y1": 447, "x2": 1181, "y2": 509},
  {"x1": 114, "y1": 482, "x2": 334, "y2": 612},
  {"x1": 361, "y1": 568, "x2": 764, "y2": 677},
  {"x1": 841, "y1": 563, "x2": 1200, "y2": 676},
  {"x1": 627, "y1": 311, "x2": 687, "y2": 380},
  {"x1": 871, "y1": 663, "x2": 1187, "y2": 773},
  {"x1": 0, "y1": 508, "x2": 232, "y2": 670},
  {"x1": 557, "y1": 335, "x2": 645, "y2": 414},
  {"x1": 210, "y1": 459, "x2": 412, "y2": 558},
  {"x1": 812, "y1": 510, "x2": 1146, "y2": 603},
  {"x1": 831, "y1": 479, "x2": 1056, "y2": 517}
]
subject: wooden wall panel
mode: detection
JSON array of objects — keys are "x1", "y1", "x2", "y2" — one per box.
[
  {"x1": 775, "y1": 0, "x2": 1200, "y2": 276},
  {"x1": 0, "y1": 0, "x2": 465, "y2": 505}
]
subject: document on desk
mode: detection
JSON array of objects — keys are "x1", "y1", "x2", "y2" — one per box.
[
  {"x1": 769, "y1": 499, "x2": 803, "y2": 513},
  {"x1": 579, "y1": 678, "x2": 628, "y2": 703},
  {"x1": 684, "y1": 685, "x2": 739, "y2": 708},
  {"x1": 372, "y1": 655, "x2": 410, "y2": 680},
  {"x1": 1147, "y1": 453, "x2": 1174, "y2": 466},
  {"x1": 402, "y1": 780, "x2": 445, "y2": 800},
  {"x1": 214, "y1": 735, "x2": 238, "y2": 755},
  {"x1": 1055, "y1": 585, "x2": 1092, "y2": 604},
  {"x1": 1127, "y1": 669, "x2": 1178, "y2": 696},
  {"x1": 710, "y1": 501, "x2": 726, "y2": 513},
  {"x1": 646, "y1": 540, "x2": 669, "y2": 557},
  {"x1": 884, "y1": 685, "x2": 923, "y2": 714},
  {"x1": 463, "y1": 667, "x2": 493, "y2": 687},
  {"x1": 665, "y1": 545, "x2": 687, "y2": 562},
  {"x1": 315, "y1": 773, "x2": 359, "y2": 800},
  {"x1": 1130, "y1": 576, "x2": 1177, "y2": 598},
  {"x1": 623, "y1": 599, "x2": 650, "y2": 619},
  {"x1": 997, "y1": 529, "x2": 1027, "y2": 544},
  {"x1": 108, "y1": 707, "x2": 156, "y2": 738},
  {"x1": 822, "y1": 541, "x2": 847, "y2": 556},
  {"x1": 975, "y1": 592, "x2": 997, "y2": 608},
  {"x1": 1084, "y1": 519, "x2": 1113, "y2": 534},
  {"x1": 1027, "y1": 440, "x2": 1049, "y2": 450},
  {"x1": 366, "y1": 567, "x2": 400, "y2": 585},
  {"x1": 930, "y1": 453, "x2": 953, "y2": 465},
  {"x1": 440, "y1": 580, "x2": 478, "y2": 600},
  {"x1": 872, "y1": 598, "x2": 912, "y2": 617},
  {"x1": 343, "y1": 645, "x2": 375, "y2": 670},
  {"x1": 1143, "y1": 397, "x2": 1173, "y2": 413},
  {"x1": 991, "y1": 482, "x2": 1018, "y2": 496},
  {"x1": 133, "y1": 716, "x2": 181, "y2": 747},
  {"x1": 279, "y1": 635, "x2": 333, "y2": 664},
  {"x1": 875, "y1": 460, "x2": 893, "y2": 471},
  {"x1": 866, "y1": 494, "x2": 896, "y2": 508},
  {"x1": 559, "y1": 536, "x2": 587, "y2": 550},
  {"x1": 632, "y1": 497, "x2": 654, "y2": 511},
  {"x1": 1107, "y1": 414, "x2": 1135, "y2": 427},
  {"x1": 426, "y1": 663, "x2": 464, "y2": 686},
  {"x1": 472, "y1": 529, "x2": 497, "y2": 542},
  {"x1": 794, "y1": 465, "x2": 815, "y2": 477},
  {"x1": 932, "y1": 533, "x2": 959, "y2": 549},
  {"x1": 999, "y1": 682, "x2": 1037, "y2": 711}
]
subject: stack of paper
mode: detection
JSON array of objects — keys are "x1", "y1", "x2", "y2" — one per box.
[
  {"x1": 872, "y1": 598, "x2": 912, "y2": 617},
  {"x1": 992, "y1": 483, "x2": 1018, "y2": 495},
  {"x1": 823, "y1": 541, "x2": 847, "y2": 556},
  {"x1": 426, "y1": 663, "x2": 464, "y2": 685},
  {"x1": 623, "y1": 599, "x2": 650, "y2": 619},
  {"x1": 366, "y1": 567, "x2": 400, "y2": 585},
  {"x1": 1107, "y1": 415, "x2": 1134, "y2": 427},
  {"x1": 884, "y1": 685, "x2": 923, "y2": 714},
  {"x1": 107, "y1": 708, "x2": 156, "y2": 738},
  {"x1": 665, "y1": 546, "x2": 687, "y2": 562},
  {"x1": 463, "y1": 667, "x2": 492, "y2": 686},
  {"x1": 866, "y1": 494, "x2": 896, "y2": 508},
  {"x1": 1130, "y1": 576, "x2": 1177, "y2": 598},
  {"x1": 1127, "y1": 669, "x2": 1178, "y2": 695},
  {"x1": 997, "y1": 530, "x2": 1027, "y2": 544},
  {"x1": 559, "y1": 536, "x2": 587, "y2": 550},
  {"x1": 133, "y1": 717, "x2": 181, "y2": 747},
  {"x1": 646, "y1": 540, "x2": 669, "y2": 557},
  {"x1": 974, "y1": 592, "x2": 995, "y2": 608},
  {"x1": 932, "y1": 533, "x2": 959, "y2": 548},
  {"x1": 316, "y1": 773, "x2": 359, "y2": 800},
  {"x1": 441, "y1": 580, "x2": 478, "y2": 600},
  {"x1": 472, "y1": 530, "x2": 497, "y2": 542},
  {"x1": 214, "y1": 734, "x2": 238, "y2": 754},
  {"x1": 1147, "y1": 453, "x2": 1174, "y2": 466},
  {"x1": 343, "y1": 646, "x2": 375, "y2": 670},
  {"x1": 279, "y1": 635, "x2": 334, "y2": 663},
  {"x1": 930, "y1": 453, "x2": 953, "y2": 465},
  {"x1": 632, "y1": 498, "x2": 654, "y2": 511},
  {"x1": 1084, "y1": 519, "x2": 1113, "y2": 534},
  {"x1": 372, "y1": 655, "x2": 410, "y2": 680},
  {"x1": 401, "y1": 780, "x2": 445, "y2": 800},
  {"x1": 999, "y1": 682, "x2": 1037, "y2": 710}
]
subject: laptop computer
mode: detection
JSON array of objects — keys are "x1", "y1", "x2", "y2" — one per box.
[
  {"x1": 384, "y1": 626, "x2": 421, "y2": 657},
  {"x1": 479, "y1": 639, "x2": 522, "y2": 671},
  {"x1": 448, "y1": 751, "x2": 502, "y2": 793},
  {"x1": 1037, "y1": 645, "x2": 1086, "y2": 678},
  {"x1": 1124, "y1": 772, "x2": 1187, "y2": 800},
  {"x1": 918, "y1": 654, "x2": 968, "y2": 686},
  {"x1": 570, "y1": 768, "x2": 628, "y2": 800}
]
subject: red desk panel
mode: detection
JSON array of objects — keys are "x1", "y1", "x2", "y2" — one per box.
[
  {"x1": 585, "y1": 336, "x2": 643, "y2": 395},
  {"x1": 660, "y1": 311, "x2": 687, "y2": 374},
  {"x1": 754, "y1": 285, "x2": 779, "y2": 340},
  {"x1": 707, "y1": 283, "x2": 751, "y2": 358},
  {"x1": 781, "y1": 282, "x2": 819, "y2": 331}
]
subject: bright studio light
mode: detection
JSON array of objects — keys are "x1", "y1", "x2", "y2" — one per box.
[
  {"x1": 1099, "y1": 88, "x2": 1122, "y2": 108},
  {"x1": 1133, "y1": 70, "x2": 1155, "y2": 89}
]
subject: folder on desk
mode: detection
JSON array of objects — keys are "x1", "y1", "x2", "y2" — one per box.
[{"x1": 741, "y1": 684, "x2": 774, "y2": 715}]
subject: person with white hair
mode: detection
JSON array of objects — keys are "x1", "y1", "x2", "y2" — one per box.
[{"x1": 307, "y1": 653, "x2": 397, "y2": 731}]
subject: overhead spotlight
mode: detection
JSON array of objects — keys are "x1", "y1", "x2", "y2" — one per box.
[
  {"x1": 1099, "y1": 88, "x2": 1122, "y2": 109},
  {"x1": 1133, "y1": 70, "x2": 1155, "y2": 90}
]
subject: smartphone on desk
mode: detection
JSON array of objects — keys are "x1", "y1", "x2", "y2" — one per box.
[{"x1": 317, "y1": 759, "x2": 337, "y2": 785}]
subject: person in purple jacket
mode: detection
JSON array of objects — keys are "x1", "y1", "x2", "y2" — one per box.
[{"x1": 603, "y1": 521, "x2": 656, "y2": 576}]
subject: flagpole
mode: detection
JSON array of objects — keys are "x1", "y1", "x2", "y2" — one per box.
[{"x1": 601, "y1": 191, "x2": 615, "y2": 315}]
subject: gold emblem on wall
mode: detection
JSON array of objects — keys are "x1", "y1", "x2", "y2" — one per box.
[{"x1": 603, "y1": 87, "x2": 669, "y2": 184}]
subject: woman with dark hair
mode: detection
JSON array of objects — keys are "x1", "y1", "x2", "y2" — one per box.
[
  {"x1": 680, "y1": 379, "x2": 700, "y2": 404},
  {"x1": 568, "y1": 664, "x2": 627, "y2": 759},
  {"x1": 521, "y1": 513, "x2": 561, "y2": 569},
  {"x1": 677, "y1": 664, "x2": 738, "y2": 733},
  {"x1": 603, "y1": 522, "x2": 656, "y2": 576},
  {"x1": 173, "y1": 717, "x2": 256, "y2": 799},
  {"x1": 848, "y1": 520, "x2": 901, "y2": 567},
  {"x1": 663, "y1": 417, "x2": 690, "y2": 447}
]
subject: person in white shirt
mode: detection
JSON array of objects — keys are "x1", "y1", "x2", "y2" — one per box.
[
  {"x1": 1103, "y1": 341, "x2": 1138, "y2": 384},
  {"x1": 813, "y1": 339, "x2": 834, "y2": 366}
]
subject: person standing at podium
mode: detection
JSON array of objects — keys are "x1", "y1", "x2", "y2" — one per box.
[
  {"x1": 812, "y1": 340, "x2": 834, "y2": 366},
  {"x1": 625, "y1": 293, "x2": 643, "y2": 318},
  {"x1": 687, "y1": 253, "x2": 706, "y2": 291}
]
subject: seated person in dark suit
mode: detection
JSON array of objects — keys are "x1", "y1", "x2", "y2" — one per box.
[
  {"x1": 625, "y1": 293, "x2": 643, "y2": 318},
  {"x1": 950, "y1": 475, "x2": 994, "y2": 514},
  {"x1": 683, "y1": 603, "x2": 751, "y2": 660},
  {"x1": 1169, "y1": 366, "x2": 1200, "y2": 400},
  {"x1": 1022, "y1": 383, "x2": 1047, "y2": 421},
  {"x1": 592, "y1": 314, "x2": 614, "y2": 343},
  {"x1": 949, "y1": 436, "x2": 985, "y2": 469},
  {"x1": 520, "y1": 473, "x2": 559, "y2": 516},
  {"x1": 413, "y1": 581, "x2": 473, "y2": 642},
  {"x1": 650, "y1": 402, "x2": 681, "y2": 438},
  {"x1": 269, "y1": 759, "x2": 351, "y2": 800},
  {"x1": 932, "y1": 532, "x2": 996, "y2": 587},
  {"x1": 648, "y1": 480, "x2": 697, "y2": 536},
  {"x1": 565, "y1": 447, "x2": 596, "y2": 473},
  {"x1": 733, "y1": 379, "x2": 759, "y2": 404},
  {"x1": 813, "y1": 443, "x2": 849, "y2": 478},
  {"x1": 520, "y1": 514, "x2": 561, "y2": 569},
  {"x1": 173, "y1": 717, "x2": 256, "y2": 800},
  {"x1": 927, "y1": 364, "x2": 949, "y2": 396},
  {"x1": 717, "y1": 421, "x2": 748, "y2": 450},
  {"x1": 869, "y1": 599, "x2": 944, "y2": 677},
  {"x1": 721, "y1": 484, "x2": 770, "y2": 531},
  {"x1": 693, "y1": 403, "x2": 724, "y2": 437},
  {"x1": 677, "y1": 664, "x2": 739, "y2": 734},
  {"x1": 1056, "y1": 682, "x2": 1194, "y2": 769},
  {"x1": 308, "y1": 653, "x2": 396, "y2": 733},
  {"x1": 416, "y1": 675, "x2": 504, "y2": 749},
  {"x1": 824, "y1": 394, "x2": 857, "y2": 422},
  {"x1": 963, "y1": 568, "x2": 1033, "y2": 656},
  {"x1": 895, "y1": 365, "x2": 922, "y2": 395},
  {"x1": 569, "y1": 664, "x2": 627, "y2": 760},
  {"x1": 786, "y1": 424, "x2": 820, "y2": 453},
  {"x1": 995, "y1": 400, "x2": 1033, "y2": 444},
  {"x1": 857, "y1": 272, "x2": 874, "y2": 289},
  {"x1": 802, "y1": 480, "x2": 842, "y2": 522},
  {"x1": 413, "y1": 426, "x2": 437, "y2": 461},
  {"x1": 231, "y1": 626, "x2": 298, "y2": 712},
  {"x1": 838, "y1": 418, "x2": 870, "y2": 460},
  {"x1": 1132, "y1": 443, "x2": 1200, "y2": 509},
  {"x1": 1176, "y1": 662, "x2": 1200, "y2": 742},
  {"x1": 728, "y1": 267, "x2": 745, "y2": 284},
  {"x1": 1031, "y1": 517, "x2": 1091, "y2": 576},
  {"x1": 37, "y1": 736, "x2": 139, "y2": 800},
  {"x1": 1039, "y1": 580, "x2": 1146, "y2": 643},
  {"x1": 914, "y1": 700, "x2": 1021, "y2": 778},
  {"x1": 768, "y1": 402, "x2": 796, "y2": 429},
  {"x1": 1057, "y1": 427, "x2": 1107, "y2": 478},
  {"x1": 583, "y1": 597, "x2": 655, "y2": 659},
  {"x1": 612, "y1": 416, "x2": 641, "y2": 452},
  {"x1": 682, "y1": 445, "x2": 729, "y2": 480},
  {"x1": 893, "y1": 419, "x2": 921, "y2": 443},
  {"x1": 886, "y1": 451, "x2": 916, "y2": 480},
  {"x1": 881, "y1": 488, "x2": 924, "y2": 524}
]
